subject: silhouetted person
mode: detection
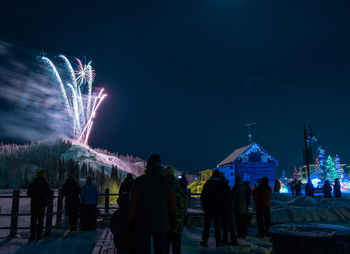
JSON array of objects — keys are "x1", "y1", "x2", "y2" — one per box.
[
  {"x1": 219, "y1": 174, "x2": 238, "y2": 246},
  {"x1": 164, "y1": 166, "x2": 186, "y2": 254},
  {"x1": 200, "y1": 169, "x2": 224, "y2": 247},
  {"x1": 111, "y1": 193, "x2": 134, "y2": 254},
  {"x1": 130, "y1": 154, "x2": 177, "y2": 254},
  {"x1": 253, "y1": 177, "x2": 272, "y2": 238},
  {"x1": 61, "y1": 176, "x2": 81, "y2": 231},
  {"x1": 296, "y1": 180, "x2": 302, "y2": 195},
  {"x1": 233, "y1": 176, "x2": 249, "y2": 239},
  {"x1": 322, "y1": 180, "x2": 332, "y2": 198},
  {"x1": 291, "y1": 179, "x2": 296, "y2": 195},
  {"x1": 120, "y1": 173, "x2": 134, "y2": 194},
  {"x1": 27, "y1": 170, "x2": 50, "y2": 240},
  {"x1": 273, "y1": 179, "x2": 281, "y2": 193},
  {"x1": 334, "y1": 178, "x2": 342, "y2": 198},
  {"x1": 305, "y1": 180, "x2": 315, "y2": 197},
  {"x1": 80, "y1": 176, "x2": 99, "y2": 230}
]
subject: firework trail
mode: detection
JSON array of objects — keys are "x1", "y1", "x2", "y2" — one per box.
[{"x1": 41, "y1": 55, "x2": 106, "y2": 145}]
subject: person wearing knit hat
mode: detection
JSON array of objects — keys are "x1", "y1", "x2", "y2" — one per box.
[{"x1": 27, "y1": 169, "x2": 50, "y2": 240}]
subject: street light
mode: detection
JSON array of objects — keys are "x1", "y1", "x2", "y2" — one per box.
[{"x1": 303, "y1": 123, "x2": 317, "y2": 196}]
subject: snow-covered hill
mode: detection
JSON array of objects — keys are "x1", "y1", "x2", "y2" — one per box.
[{"x1": 61, "y1": 144, "x2": 145, "y2": 176}]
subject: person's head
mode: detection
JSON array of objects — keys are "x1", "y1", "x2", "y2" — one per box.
[
  {"x1": 86, "y1": 176, "x2": 92, "y2": 184},
  {"x1": 276, "y1": 179, "x2": 279, "y2": 182},
  {"x1": 212, "y1": 169, "x2": 220, "y2": 178},
  {"x1": 126, "y1": 173, "x2": 133, "y2": 180},
  {"x1": 261, "y1": 177, "x2": 269, "y2": 186},
  {"x1": 145, "y1": 154, "x2": 162, "y2": 174},
  {"x1": 164, "y1": 166, "x2": 175, "y2": 177},
  {"x1": 181, "y1": 171, "x2": 186, "y2": 177},
  {"x1": 335, "y1": 178, "x2": 339, "y2": 183},
  {"x1": 37, "y1": 170, "x2": 47, "y2": 181},
  {"x1": 66, "y1": 175, "x2": 76, "y2": 183}
]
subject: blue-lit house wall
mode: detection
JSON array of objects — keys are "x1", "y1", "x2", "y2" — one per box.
[{"x1": 217, "y1": 143, "x2": 278, "y2": 187}]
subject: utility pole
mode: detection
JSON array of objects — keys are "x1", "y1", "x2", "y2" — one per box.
[{"x1": 245, "y1": 123, "x2": 256, "y2": 143}]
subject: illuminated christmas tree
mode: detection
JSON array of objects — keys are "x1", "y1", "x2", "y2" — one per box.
[
  {"x1": 314, "y1": 146, "x2": 326, "y2": 178},
  {"x1": 334, "y1": 155, "x2": 344, "y2": 180},
  {"x1": 326, "y1": 155, "x2": 338, "y2": 183}
]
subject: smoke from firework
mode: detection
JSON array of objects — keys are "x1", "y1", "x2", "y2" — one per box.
[{"x1": 0, "y1": 41, "x2": 106, "y2": 144}]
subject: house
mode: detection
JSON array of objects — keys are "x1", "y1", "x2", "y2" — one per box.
[
  {"x1": 187, "y1": 169, "x2": 212, "y2": 194},
  {"x1": 217, "y1": 142, "x2": 278, "y2": 187}
]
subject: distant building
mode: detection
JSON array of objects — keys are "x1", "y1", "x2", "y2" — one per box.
[
  {"x1": 187, "y1": 169, "x2": 213, "y2": 194},
  {"x1": 199, "y1": 169, "x2": 213, "y2": 182},
  {"x1": 217, "y1": 142, "x2": 278, "y2": 187}
]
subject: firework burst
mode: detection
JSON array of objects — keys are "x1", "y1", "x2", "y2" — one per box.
[{"x1": 42, "y1": 55, "x2": 106, "y2": 145}]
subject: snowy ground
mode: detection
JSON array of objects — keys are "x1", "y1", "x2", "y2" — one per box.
[{"x1": 1, "y1": 193, "x2": 350, "y2": 253}]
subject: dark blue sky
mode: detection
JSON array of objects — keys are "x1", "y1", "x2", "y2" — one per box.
[{"x1": 1, "y1": 0, "x2": 350, "y2": 175}]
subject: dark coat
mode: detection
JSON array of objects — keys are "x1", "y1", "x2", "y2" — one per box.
[
  {"x1": 233, "y1": 183, "x2": 248, "y2": 214},
  {"x1": 200, "y1": 176, "x2": 225, "y2": 211},
  {"x1": 80, "y1": 183, "x2": 99, "y2": 205},
  {"x1": 129, "y1": 167, "x2": 177, "y2": 234},
  {"x1": 62, "y1": 178, "x2": 81, "y2": 209},
  {"x1": 322, "y1": 182, "x2": 332, "y2": 198},
  {"x1": 27, "y1": 176, "x2": 50, "y2": 209},
  {"x1": 273, "y1": 180, "x2": 281, "y2": 193},
  {"x1": 253, "y1": 184, "x2": 272, "y2": 208},
  {"x1": 334, "y1": 181, "x2": 342, "y2": 198},
  {"x1": 119, "y1": 176, "x2": 134, "y2": 194},
  {"x1": 111, "y1": 194, "x2": 133, "y2": 252}
]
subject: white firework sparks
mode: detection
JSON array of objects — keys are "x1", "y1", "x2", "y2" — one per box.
[{"x1": 42, "y1": 55, "x2": 106, "y2": 145}]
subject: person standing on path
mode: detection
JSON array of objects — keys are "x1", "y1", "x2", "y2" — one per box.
[
  {"x1": 253, "y1": 177, "x2": 272, "y2": 238},
  {"x1": 80, "y1": 176, "x2": 99, "y2": 230},
  {"x1": 27, "y1": 170, "x2": 50, "y2": 240},
  {"x1": 164, "y1": 166, "x2": 186, "y2": 254},
  {"x1": 119, "y1": 173, "x2": 134, "y2": 195},
  {"x1": 200, "y1": 169, "x2": 225, "y2": 247},
  {"x1": 232, "y1": 175, "x2": 249, "y2": 239},
  {"x1": 61, "y1": 176, "x2": 81, "y2": 231},
  {"x1": 129, "y1": 154, "x2": 177, "y2": 254},
  {"x1": 322, "y1": 180, "x2": 332, "y2": 198},
  {"x1": 334, "y1": 178, "x2": 342, "y2": 198},
  {"x1": 273, "y1": 179, "x2": 281, "y2": 193}
]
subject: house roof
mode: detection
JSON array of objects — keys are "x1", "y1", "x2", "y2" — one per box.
[{"x1": 218, "y1": 142, "x2": 278, "y2": 167}]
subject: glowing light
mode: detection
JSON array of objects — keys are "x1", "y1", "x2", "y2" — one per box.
[
  {"x1": 311, "y1": 178, "x2": 321, "y2": 187},
  {"x1": 42, "y1": 55, "x2": 106, "y2": 145}
]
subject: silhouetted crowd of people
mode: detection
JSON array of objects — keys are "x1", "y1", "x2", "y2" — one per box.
[
  {"x1": 27, "y1": 170, "x2": 99, "y2": 240},
  {"x1": 29, "y1": 155, "x2": 346, "y2": 252}
]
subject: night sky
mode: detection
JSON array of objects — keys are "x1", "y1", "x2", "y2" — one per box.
[{"x1": 1, "y1": 0, "x2": 350, "y2": 176}]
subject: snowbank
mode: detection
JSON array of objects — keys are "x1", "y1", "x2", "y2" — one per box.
[{"x1": 271, "y1": 194, "x2": 350, "y2": 224}]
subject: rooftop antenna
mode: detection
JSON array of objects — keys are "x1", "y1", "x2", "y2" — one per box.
[{"x1": 245, "y1": 123, "x2": 256, "y2": 143}]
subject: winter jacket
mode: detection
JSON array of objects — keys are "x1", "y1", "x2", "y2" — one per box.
[
  {"x1": 334, "y1": 181, "x2": 342, "y2": 198},
  {"x1": 253, "y1": 184, "x2": 272, "y2": 208},
  {"x1": 80, "y1": 183, "x2": 99, "y2": 205},
  {"x1": 111, "y1": 194, "x2": 133, "y2": 252},
  {"x1": 119, "y1": 176, "x2": 134, "y2": 194},
  {"x1": 273, "y1": 181, "x2": 281, "y2": 193},
  {"x1": 27, "y1": 176, "x2": 50, "y2": 208},
  {"x1": 129, "y1": 167, "x2": 177, "y2": 234},
  {"x1": 322, "y1": 182, "x2": 332, "y2": 198},
  {"x1": 200, "y1": 176, "x2": 225, "y2": 211},
  {"x1": 166, "y1": 174, "x2": 185, "y2": 233},
  {"x1": 233, "y1": 183, "x2": 249, "y2": 214},
  {"x1": 62, "y1": 178, "x2": 81, "y2": 209}
]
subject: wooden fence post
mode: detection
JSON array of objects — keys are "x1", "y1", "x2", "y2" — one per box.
[
  {"x1": 45, "y1": 190, "x2": 54, "y2": 236},
  {"x1": 55, "y1": 192, "x2": 64, "y2": 229},
  {"x1": 104, "y1": 188, "x2": 110, "y2": 214},
  {"x1": 10, "y1": 190, "x2": 20, "y2": 236}
]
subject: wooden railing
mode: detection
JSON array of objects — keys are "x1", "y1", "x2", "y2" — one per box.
[{"x1": 0, "y1": 188, "x2": 201, "y2": 236}]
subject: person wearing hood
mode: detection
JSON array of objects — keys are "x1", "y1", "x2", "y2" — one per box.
[
  {"x1": 61, "y1": 176, "x2": 81, "y2": 231},
  {"x1": 80, "y1": 176, "x2": 99, "y2": 230},
  {"x1": 334, "y1": 178, "x2": 342, "y2": 198},
  {"x1": 164, "y1": 166, "x2": 185, "y2": 254},
  {"x1": 130, "y1": 154, "x2": 177, "y2": 254},
  {"x1": 322, "y1": 180, "x2": 332, "y2": 198},
  {"x1": 120, "y1": 173, "x2": 134, "y2": 195},
  {"x1": 27, "y1": 170, "x2": 50, "y2": 240},
  {"x1": 200, "y1": 169, "x2": 225, "y2": 247}
]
